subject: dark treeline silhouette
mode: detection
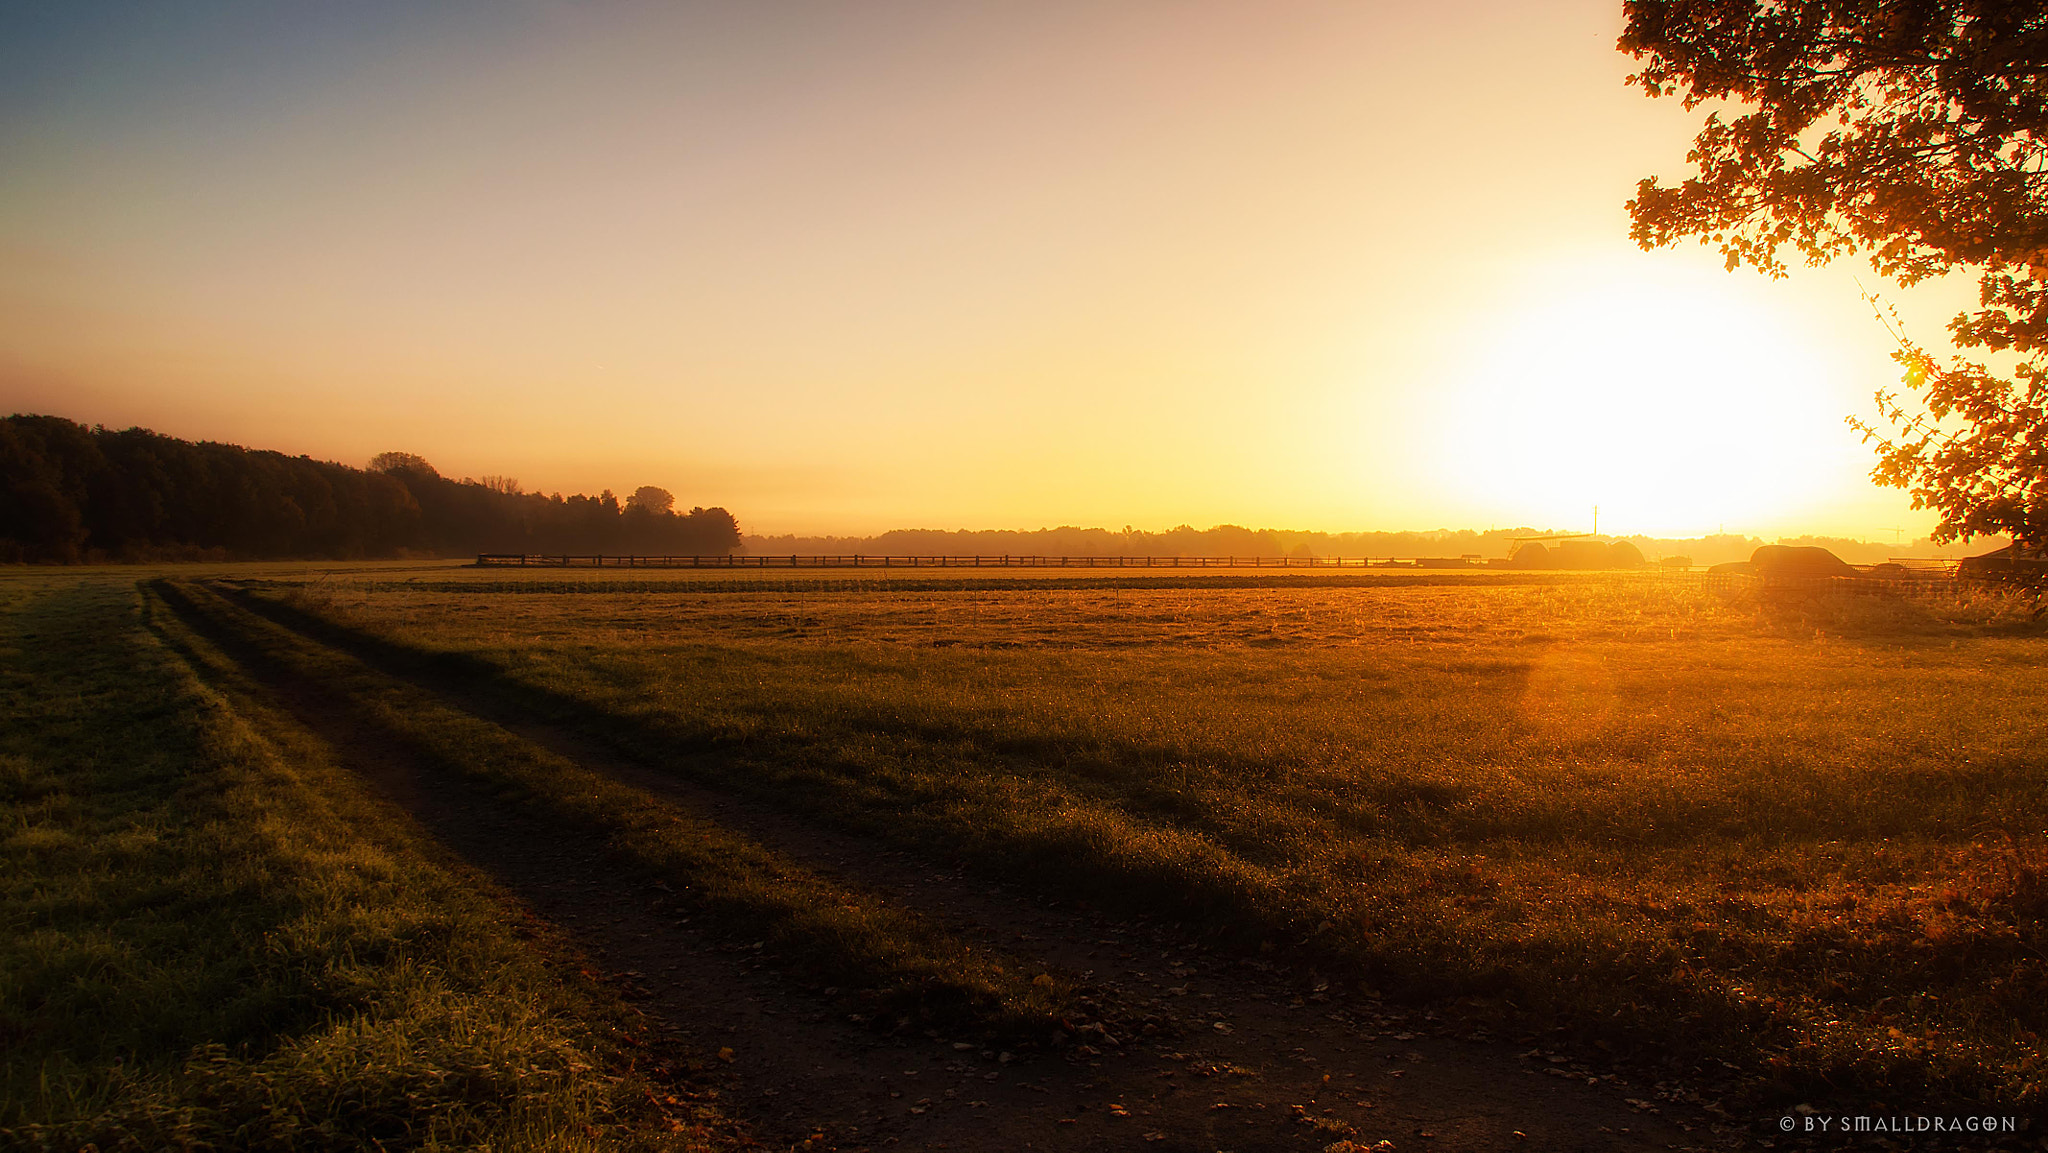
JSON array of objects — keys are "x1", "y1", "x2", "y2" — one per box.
[{"x1": 0, "y1": 415, "x2": 740, "y2": 562}]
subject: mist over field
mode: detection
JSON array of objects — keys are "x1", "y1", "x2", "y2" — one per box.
[{"x1": 744, "y1": 526, "x2": 1981, "y2": 569}]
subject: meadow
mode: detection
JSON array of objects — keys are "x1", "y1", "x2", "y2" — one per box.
[
  {"x1": 260, "y1": 570, "x2": 2048, "y2": 1096},
  {"x1": 0, "y1": 569, "x2": 738, "y2": 1150},
  {"x1": 6, "y1": 562, "x2": 2045, "y2": 1148}
]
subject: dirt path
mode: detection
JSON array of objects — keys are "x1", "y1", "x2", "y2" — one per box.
[
  {"x1": 179, "y1": 586, "x2": 1739, "y2": 1151},
  {"x1": 482, "y1": 711, "x2": 1739, "y2": 1153}
]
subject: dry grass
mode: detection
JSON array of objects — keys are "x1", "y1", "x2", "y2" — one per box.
[
  {"x1": 153, "y1": 579, "x2": 1090, "y2": 1043},
  {"x1": 234, "y1": 568, "x2": 2048, "y2": 1115},
  {"x1": 1, "y1": 574, "x2": 728, "y2": 1150}
]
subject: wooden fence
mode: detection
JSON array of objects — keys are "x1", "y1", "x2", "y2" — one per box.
[
  {"x1": 476, "y1": 553, "x2": 1443, "y2": 569},
  {"x1": 469, "y1": 553, "x2": 1983, "y2": 594}
]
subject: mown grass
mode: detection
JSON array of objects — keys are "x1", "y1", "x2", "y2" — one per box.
[
  {"x1": 153, "y1": 579, "x2": 1091, "y2": 1044},
  {"x1": 0, "y1": 574, "x2": 727, "y2": 1150},
  {"x1": 246, "y1": 571, "x2": 2048, "y2": 1115}
]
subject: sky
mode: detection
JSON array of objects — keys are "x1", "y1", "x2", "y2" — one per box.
[{"x1": 0, "y1": 0, "x2": 1984, "y2": 539}]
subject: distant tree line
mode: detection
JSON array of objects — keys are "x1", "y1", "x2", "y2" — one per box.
[
  {"x1": 746, "y1": 525, "x2": 1986, "y2": 569},
  {"x1": 0, "y1": 415, "x2": 741, "y2": 562}
]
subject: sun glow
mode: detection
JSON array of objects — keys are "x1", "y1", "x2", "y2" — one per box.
[{"x1": 1424, "y1": 259, "x2": 1848, "y2": 537}]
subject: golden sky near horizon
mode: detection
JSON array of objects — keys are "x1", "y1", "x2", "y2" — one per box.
[{"x1": 0, "y1": 1, "x2": 1982, "y2": 539}]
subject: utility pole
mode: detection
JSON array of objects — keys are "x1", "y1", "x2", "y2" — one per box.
[{"x1": 1593, "y1": 505, "x2": 1599, "y2": 536}]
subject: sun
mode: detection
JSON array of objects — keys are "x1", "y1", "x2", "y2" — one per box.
[{"x1": 1424, "y1": 258, "x2": 1847, "y2": 536}]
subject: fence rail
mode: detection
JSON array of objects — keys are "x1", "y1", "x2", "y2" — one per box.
[
  {"x1": 475, "y1": 553, "x2": 1455, "y2": 569},
  {"x1": 470, "y1": 553, "x2": 1997, "y2": 588}
]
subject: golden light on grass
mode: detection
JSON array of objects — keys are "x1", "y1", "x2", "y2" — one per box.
[
  {"x1": 1517, "y1": 646, "x2": 1615, "y2": 740},
  {"x1": 240, "y1": 564, "x2": 2043, "y2": 1115}
]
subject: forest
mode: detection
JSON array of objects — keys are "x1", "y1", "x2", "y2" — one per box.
[{"x1": 0, "y1": 415, "x2": 741, "y2": 562}]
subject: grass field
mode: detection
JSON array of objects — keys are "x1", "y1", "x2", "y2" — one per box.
[
  {"x1": 0, "y1": 571, "x2": 733, "y2": 1150},
  {"x1": 6, "y1": 562, "x2": 2045, "y2": 1147},
  {"x1": 258, "y1": 570, "x2": 2048, "y2": 1101}
]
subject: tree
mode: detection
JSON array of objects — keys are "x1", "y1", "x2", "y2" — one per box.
[
  {"x1": 368, "y1": 451, "x2": 439, "y2": 477},
  {"x1": 626, "y1": 485, "x2": 674, "y2": 515},
  {"x1": 1621, "y1": 0, "x2": 2048, "y2": 546},
  {"x1": 678, "y1": 506, "x2": 742, "y2": 554},
  {"x1": 0, "y1": 416, "x2": 94, "y2": 561}
]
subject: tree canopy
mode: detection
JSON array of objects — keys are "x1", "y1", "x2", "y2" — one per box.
[
  {"x1": 368, "y1": 451, "x2": 440, "y2": 478},
  {"x1": 627, "y1": 485, "x2": 675, "y2": 515},
  {"x1": 1622, "y1": 0, "x2": 2048, "y2": 545}
]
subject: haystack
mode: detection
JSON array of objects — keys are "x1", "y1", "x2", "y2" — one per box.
[
  {"x1": 1749, "y1": 545, "x2": 1858, "y2": 578},
  {"x1": 1960, "y1": 543, "x2": 2048, "y2": 582}
]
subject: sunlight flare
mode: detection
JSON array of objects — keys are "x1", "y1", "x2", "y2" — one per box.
[{"x1": 1425, "y1": 260, "x2": 1844, "y2": 536}]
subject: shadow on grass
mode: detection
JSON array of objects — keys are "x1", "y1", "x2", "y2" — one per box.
[
  {"x1": 199, "y1": 580, "x2": 2048, "y2": 1118},
  {"x1": 151, "y1": 579, "x2": 1096, "y2": 1046}
]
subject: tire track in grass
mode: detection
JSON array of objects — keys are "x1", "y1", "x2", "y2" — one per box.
[
  {"x1": 148, "y1": 579, "x2": 1142, "y2": 1149},
  {"x1": 11, "y1": 576, "x2": 738, "y2": 1152},
  {"x1": 194, "y1": 579, "x2": 1736, "y2": 1152},
  {"x1": 156, "y1": 579, "x2": 1077, "y2": 1033},
  {"x1": 225, "y1": 579, "x2": 1340, "y2": 972}
]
